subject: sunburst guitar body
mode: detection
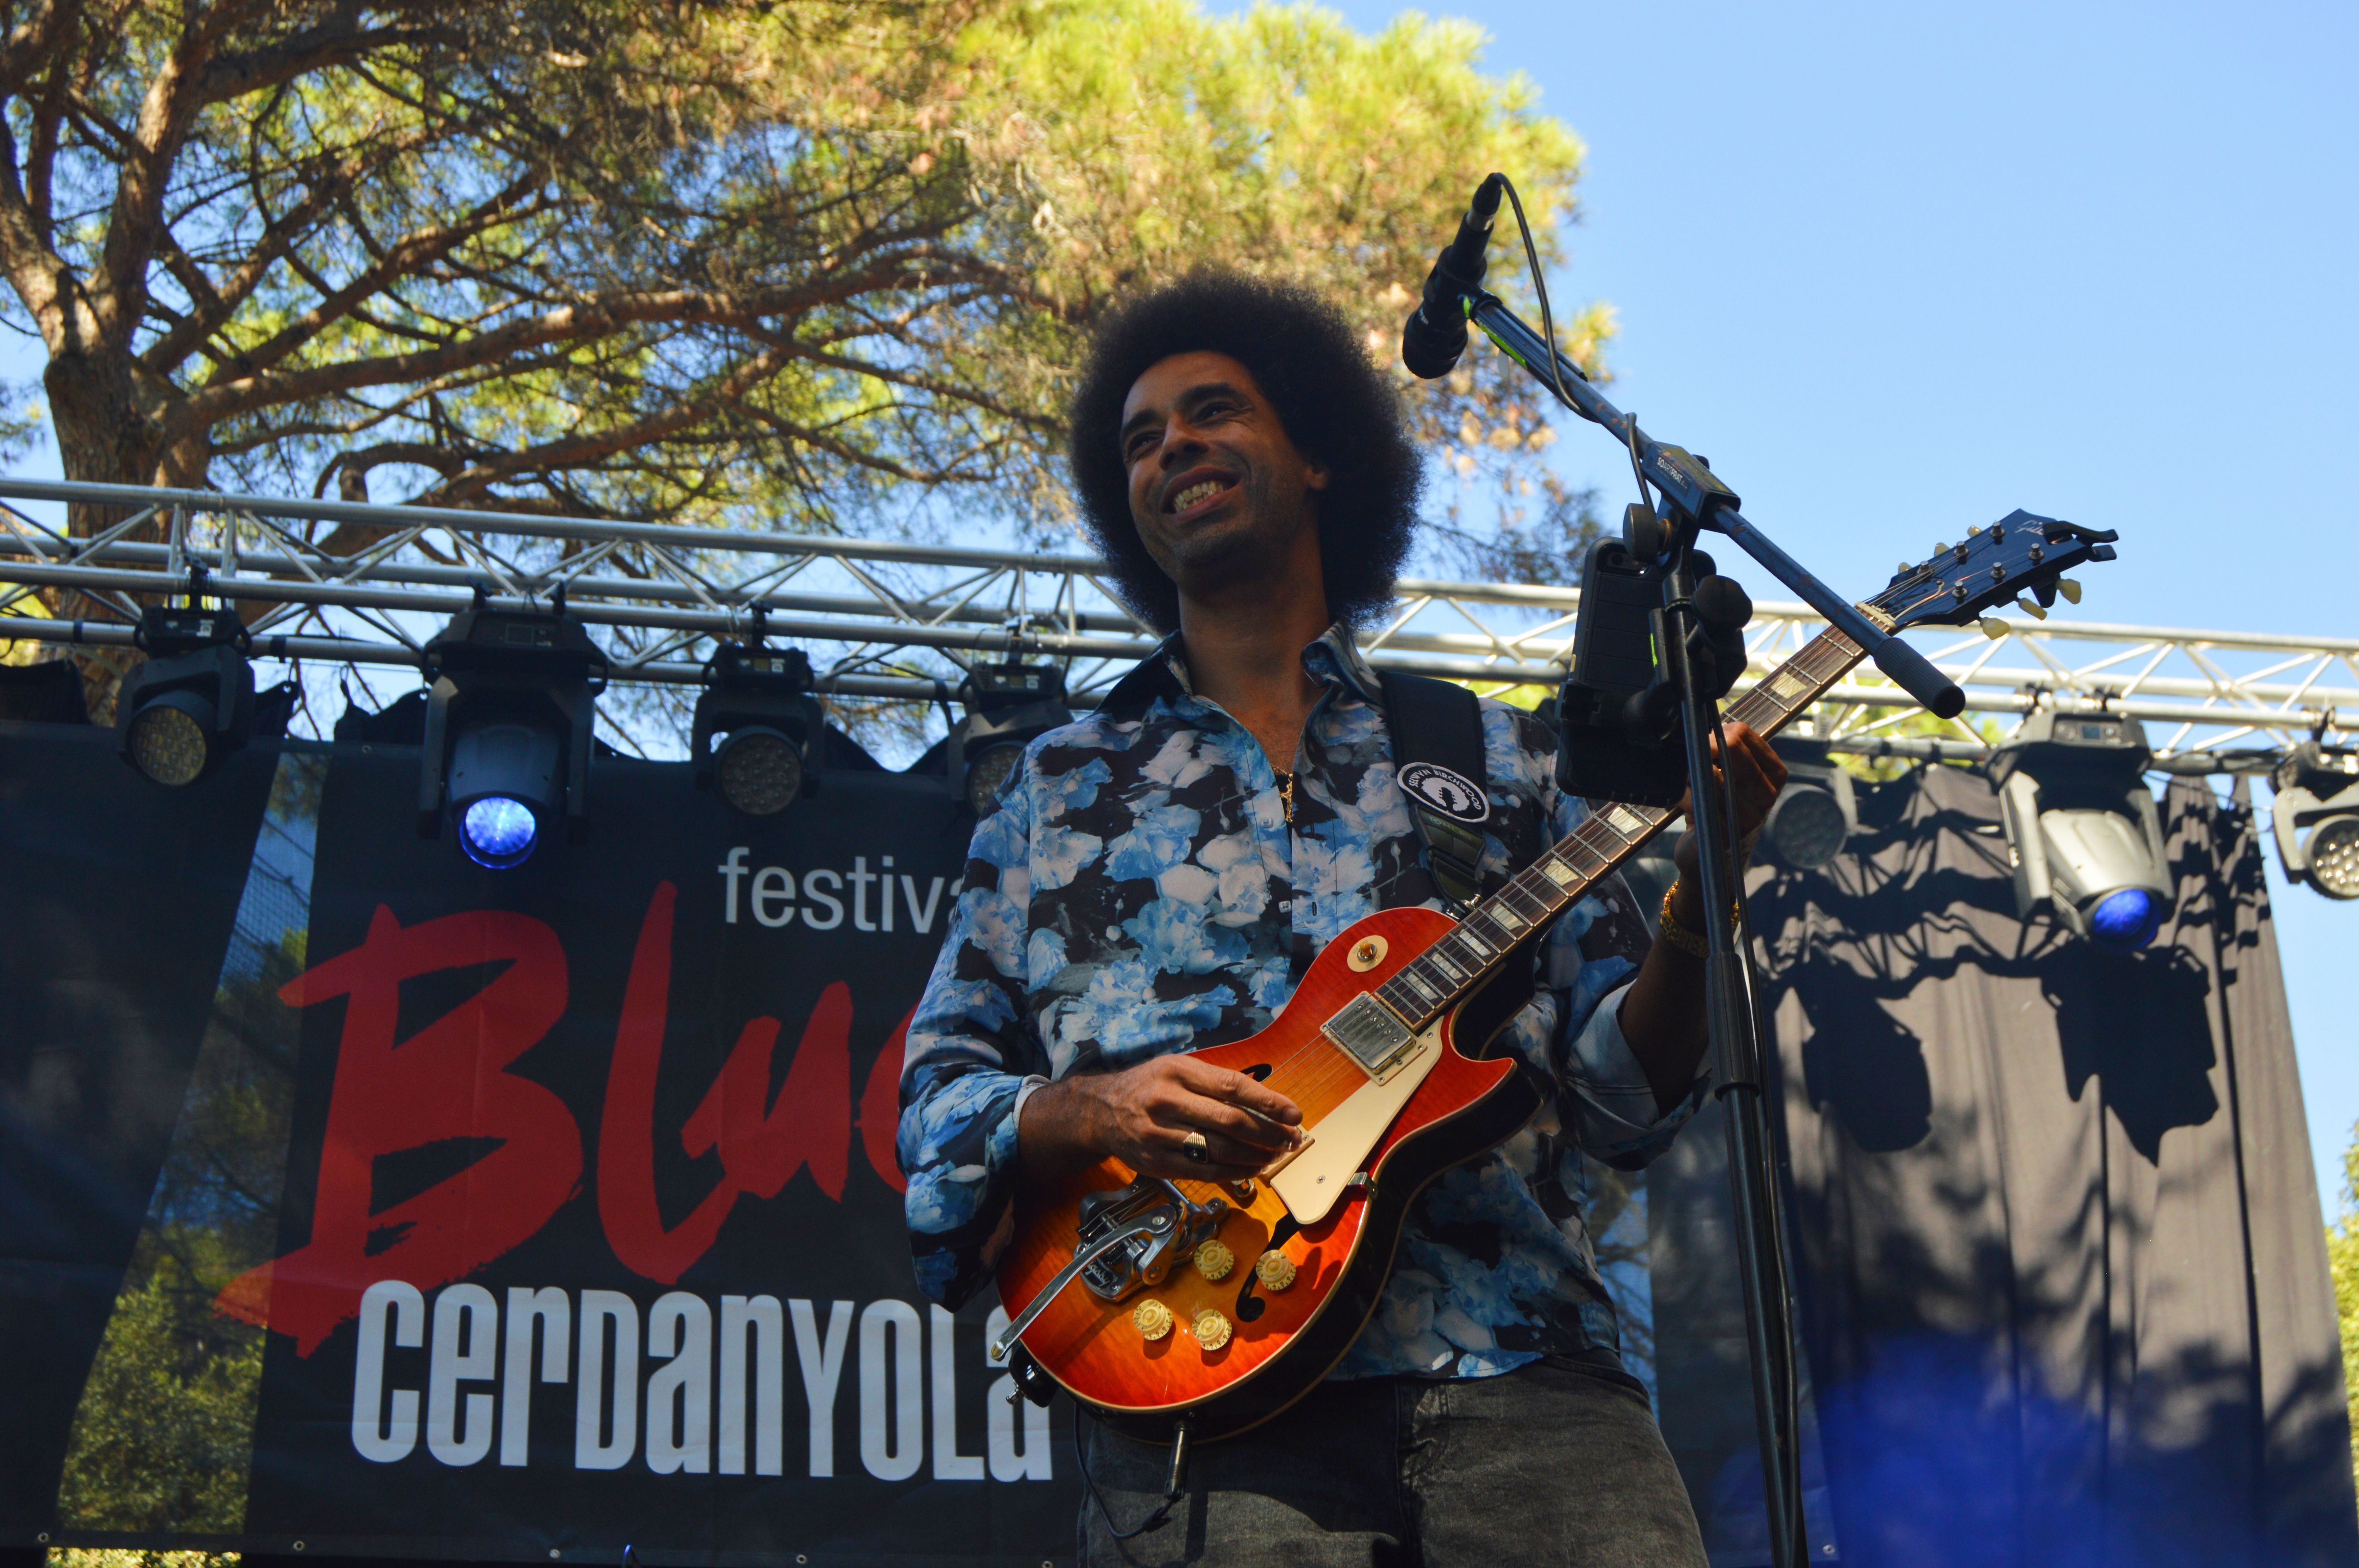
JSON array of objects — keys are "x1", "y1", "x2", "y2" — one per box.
[
  {"x1": 990, "y1": 510, "x2": 2120, "y2": 1442},
  {"x1": 995, "y1": 906, "x2": 1533, "y2": 1442}
]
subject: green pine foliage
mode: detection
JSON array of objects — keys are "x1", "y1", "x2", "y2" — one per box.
[{"x1": 2328, "y1": 1121, "x2": 2359, "y2": 1500}]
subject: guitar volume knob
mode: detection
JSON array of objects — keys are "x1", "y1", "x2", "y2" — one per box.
[
  {"x1": 1254, "y1": 1252, "x2": 1297, "y2": 1292},
  {"x1": 1132, "y1": 1299, "x2": 1174, "y2": 1341},
  {"x1": 1192, "y1": 1309, "x2": 1232, "y2": 1352},
  {"x1": 1193, "y1": 1240, "x2": 1235, "y2": 1281}
]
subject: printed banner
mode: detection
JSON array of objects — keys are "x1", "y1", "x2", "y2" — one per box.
[{"x1": 3, "y1": 731, "x2": 1077, "y2": 1565}]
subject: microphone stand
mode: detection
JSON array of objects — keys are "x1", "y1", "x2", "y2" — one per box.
[
  {"x1": 1439, "y1": 289, "x2": 1965, "y2": 1568},
  {"x1": 1656, "y1": 541, "x2": 1809, "y2": 1568},
  {"x1": 1465, "y1": 295, "x2": 1964, "y2": 720}
]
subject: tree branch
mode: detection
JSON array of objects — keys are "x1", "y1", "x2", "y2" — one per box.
[
  {"x1": 217, "y1": 167, "x2": 551, "y2": 381},
  {"x1": 100, "y1": 0, "x2": 272, "y2": 340},
  {"x1": 178, "y1": 249, "x2": 1007, "y2": 425}
]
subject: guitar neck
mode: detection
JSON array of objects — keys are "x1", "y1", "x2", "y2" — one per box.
[{"x1": 1375, "y1": 624, "x2": 1869, "y2": 1029}]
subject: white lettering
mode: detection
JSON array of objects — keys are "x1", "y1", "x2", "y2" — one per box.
[
  {"x1": 576, "y1": 1290, "x2": 639, "y2": 1470},
  {"x1": 858, "y1": 1299, "x2": 923, "y2": 1481},
  {"x1": 646, "y1": 1293, "x2": 712, "y2": 1476},
  {"x1": 718, "y1": 847, "x2": 750, "y2": 924},
  {"x1": 790, "y1": 1298, "x2": 852, "y2": 1477},
  {"x1": 719, "y1": 1294, "x2": 784, "y2": 1477},
  {"x1": 501, "y1": 1287, "x2": 570, "y2": 1467},
  {"x1": 850, "y1": 857, "x2": 878, "y2": 932},
  {"x1": 751, "y1": 866, "x2": 797, "y2": 928},
  {"x1": 352, "y1": 1280, "x2": 424, "y2": 1463},
  {"x1": 879, "y1": 855, "x2": 895, "y2": 932},
  {"x1": 801, "y1": 869, "x2": 845, "y2": 930},
  {"x1": 427, "y1": 1283, "x2": 497, "y2": 1466},
  {"x1": 901, "y1": 875, "x2": 946, "y2": 934},
  {"x1": 983, "y1": 1308, "x2": 1051, "y2": 1482},
  {"x1": 929, "y1": 1305, "x2": 983, "y2": 1480}
]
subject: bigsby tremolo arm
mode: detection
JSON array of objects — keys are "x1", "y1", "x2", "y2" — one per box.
[{"x1": 989, "y1": 1176, "x2": 1229, "y2": 1361}]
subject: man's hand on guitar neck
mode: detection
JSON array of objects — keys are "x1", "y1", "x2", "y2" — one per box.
[
  {"x1": 1017, "y1": 1055, "x2": 1307, "y2": 1189},
  {"x1": 1618, "y1": 719, "x2": 1787, "y2": 1110}
]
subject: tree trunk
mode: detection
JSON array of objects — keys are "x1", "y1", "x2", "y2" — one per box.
[{"x1": 37, "y1": 349, "x2": 184, "y2": 720}]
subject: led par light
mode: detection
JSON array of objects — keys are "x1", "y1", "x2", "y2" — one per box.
[
  {"x1": 116, "y1": 604, "x2": 256, "y2": 787},
  {"x1": 1762, "y1": 738, "x2": 1858, "y2": 871},
  {"x1": 692, "y1": 642, "x2": 824, "y2": 816},
  {"x1": 2271, "y1": 741, "x2": 2359, "y2": 901},
  {"x1": 1989, "y1": 711, "x2": 2173, "y2": 952},
  {"x1": 951, "y1": 661, "x2": 1071, "y2": 816},
  {"x1": 417, "y1": 599, "x2": 605, "y2": 868}
]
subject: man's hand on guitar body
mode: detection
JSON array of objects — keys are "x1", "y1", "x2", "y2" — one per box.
[{"x1": 1017, "y1": 1054, "x2": 1307, "y2": 1189}]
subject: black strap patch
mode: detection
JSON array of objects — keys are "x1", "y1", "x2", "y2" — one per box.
[
  {"x1": 1399, "y1": 761, "x2": 1489, "y2": 824},
  {"x1": 1378, "y1": 670, "x2": 1493, "y2": 912}
]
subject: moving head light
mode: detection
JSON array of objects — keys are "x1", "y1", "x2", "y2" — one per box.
[
  {"x1": 2271, "y1": 741, "x2": 2359, "y2": 901},
  {"x1": 1761, "y1": 737, "x2": 1858, "y2": 871},
  {"x1": 115, "y1": 602, "x2": 297, "y2": 784},
  {"x1": 692, "y1": 642, "x2": 825, "y2": 816},
  {"x1": 118, "y1": 604, "x2": 254, "y2": 786},
  {"x1": 952, "y1": 661, "x2": 1070, "y2": 816},
  {"x1": 418, "y1": 597, "x2": 605, "y2": 868},
  {"x1": 1990, "y1": 711, "x2": 2172, "y2": 952}
]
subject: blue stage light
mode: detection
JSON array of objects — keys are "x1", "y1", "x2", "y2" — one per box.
[
  {"x1": 460, "y1": 795, "x2": 540, "y2": 867},
  {"x1": 2087, "y1": 887, "x2": 2160, "y2": 952}
]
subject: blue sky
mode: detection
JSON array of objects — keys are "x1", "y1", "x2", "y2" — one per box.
[{"x1": 1317, "y1": 0, "x2": 2358, "y2": 1203}]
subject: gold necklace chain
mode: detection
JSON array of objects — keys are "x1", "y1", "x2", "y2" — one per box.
[{"x1": 1274, "y1": 770, "x2": 1296, "y2": 825}]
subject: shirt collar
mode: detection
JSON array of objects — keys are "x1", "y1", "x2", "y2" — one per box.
[{"x1": 1096, "y1": 622, "x2": 1380, "y2": 717}]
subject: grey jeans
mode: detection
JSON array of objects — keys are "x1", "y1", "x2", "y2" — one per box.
[{"x1": 1076, "y1": 1359, "x2": 1709, "y2": 1567}]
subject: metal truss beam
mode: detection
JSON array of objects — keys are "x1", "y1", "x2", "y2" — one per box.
[{"x1": 1, "y1": 479, "x2": 2348, "y2": 761}]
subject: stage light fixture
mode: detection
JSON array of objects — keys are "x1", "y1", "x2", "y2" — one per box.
[
  {"x1": 952, "y1": 661, "x2": 1071, "y2": 816},
  {"x1": 418, "y1": 596, "x2": 605, "y2": 868},
  {"x1": 2271, "y1": 741, "x2": 2359, "y2": 901},
  {"x1": 1762, "y1": 739, "x2": 1858, "y2": 871},
  {"x1": 692, "y1": 641, "x2": 824, "y2": 816},
  {"x1": 116, "y1": 604, "x2": 257, "y2": 786},
  {"x1": 1988, "y1": 711, "x2": 2173, "y2": 953}
]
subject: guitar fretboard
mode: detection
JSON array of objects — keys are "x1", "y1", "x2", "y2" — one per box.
[{"x1": 1374, "y1": 625, "x2": 1865, "y2": 1029}]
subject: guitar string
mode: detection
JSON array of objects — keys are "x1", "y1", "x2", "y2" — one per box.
[
  {"x1": 1256, "y1": 675, "x2": 1791, "y2": 1113},
  {"x1": 1197, "y1": 629, "x2": 1856, "y2": 1147},
  {"x1": 1245, "y1": 642, "x2": 1828, "y2": 1115}
]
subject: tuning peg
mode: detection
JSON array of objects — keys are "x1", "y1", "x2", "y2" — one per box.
[
  {"x1": 1967, "y1": 525, "x2": 1983, "y2": 535},
  {"x1": 1979, "y1": 617, "x2": 2009, "y2": 639},
  {"x1": 2015, "y1": 595, "x2": 2048, "y2": 620},
  {"x1": 2057, "y1": 577, "x2": 2082, "y2": 604}
]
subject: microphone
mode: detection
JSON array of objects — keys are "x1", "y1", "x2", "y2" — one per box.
[{"x1": 1401, "y1": 173, "x2": 1505, "y2": 379}]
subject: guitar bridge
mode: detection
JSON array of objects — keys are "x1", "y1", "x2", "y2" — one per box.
[{"x1": 1322, "y1": 993, "x2": 1419, "y2": 1082}]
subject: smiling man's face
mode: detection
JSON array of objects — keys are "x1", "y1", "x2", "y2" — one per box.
[{"x1": 1119, "y1": 350, "x2": 1330, "y2": 604}]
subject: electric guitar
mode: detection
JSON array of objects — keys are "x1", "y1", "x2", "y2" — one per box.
[{"x1": 992, "y1": 512, "x2": 2117, "y2": 1441}]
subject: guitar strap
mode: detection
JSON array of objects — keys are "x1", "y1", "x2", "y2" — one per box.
[{"x1": 1377, "y1": 670, "x2": 1494, "y2": 914}]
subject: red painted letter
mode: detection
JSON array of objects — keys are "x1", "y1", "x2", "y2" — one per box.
[
  {"x1": 218, "y1": 906, "x2": 580, "y2": 1355},
  {"x1": 602, "y1": 883, "x2": 873, "y2": 1283}
]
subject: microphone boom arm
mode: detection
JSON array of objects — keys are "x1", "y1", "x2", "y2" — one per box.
[{"x1": 1461, "y1": 292, "x2": 1965, "y2": 718}]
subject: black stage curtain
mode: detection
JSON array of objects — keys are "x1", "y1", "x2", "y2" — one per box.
[
  {"x1": 3, "y1": 724, "x2": 2350, "y2": 1566},
  {"x1": 1738, "y1": 762, "x2": 2357, "y2": 1568}
]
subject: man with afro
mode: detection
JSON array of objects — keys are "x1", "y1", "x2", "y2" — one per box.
[{"x1": 899, "y1": 270, "x2": 1783, "y2": 1565}]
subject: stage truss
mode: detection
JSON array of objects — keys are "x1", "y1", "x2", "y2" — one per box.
[{"x1": 0, "y1": 478, "x2": 2349, "y2": 767}]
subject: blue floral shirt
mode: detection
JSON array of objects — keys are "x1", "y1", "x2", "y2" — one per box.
[{"x1": 898, "y1": 626, "x2": 1706, "y2": 1379}]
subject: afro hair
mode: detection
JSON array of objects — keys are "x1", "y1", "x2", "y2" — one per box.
[{"x1": 1067, "y1": 271, "x2": 1423, "y2": 634}]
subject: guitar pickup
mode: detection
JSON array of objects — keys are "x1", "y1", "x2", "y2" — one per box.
[{"x1": 1322, "y1": 993, "x2": 1418, "y2": 1082}]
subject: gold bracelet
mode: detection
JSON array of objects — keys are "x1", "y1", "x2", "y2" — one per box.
[{"x1": 1656, "y1": 885, "x2": 1736, "y2": 958}]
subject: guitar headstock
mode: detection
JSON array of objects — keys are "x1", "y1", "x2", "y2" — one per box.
[{"x1": 1868, "y1": 509, "x2": 2119, "y2": 632}]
